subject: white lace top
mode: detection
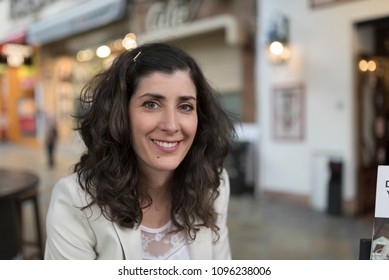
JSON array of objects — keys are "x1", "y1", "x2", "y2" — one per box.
[{"x1": 140, "y1": 221, "x2": 191, "y2": 260}]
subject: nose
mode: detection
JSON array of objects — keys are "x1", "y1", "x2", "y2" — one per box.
[{"x1": 159, "y1": 107, "x2": 179, "y2": 134}]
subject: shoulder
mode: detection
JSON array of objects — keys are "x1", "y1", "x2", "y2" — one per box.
[
  {"x1": 48, "y1": 173, "x2": 102, "y2": 227},
  {"x1": 52, "y1": 173, "x2": 78, "y2": 196},
  {"x1": 52, "y1": 173, "x2": 79, "y2": 195},
  {"x1": 214, "y1": 168, "x2": 230, "y2": 212},
  {"x1": 50, "y1": 173, "x2": 91, "y2": 209},
  {"x1": 219, "y1": 168, "x2": 230, "y2": 197}
]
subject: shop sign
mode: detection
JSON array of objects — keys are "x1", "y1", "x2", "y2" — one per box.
[
  {"x1": 145, "y1": 0, "x2": 200, "y2": 32},
  {"x1": 10, "y1": 0, "x2": 60, "y2": 19}
]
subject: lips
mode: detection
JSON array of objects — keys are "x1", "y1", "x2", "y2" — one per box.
[
  {"x1": 153, "y1": 140, "x2": 179, "y2": 148},
  {"x1": 153, "y1": 140, "x2": 180, "y2": 151}
]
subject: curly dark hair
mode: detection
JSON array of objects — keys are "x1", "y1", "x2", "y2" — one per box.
[{"x1": 74, "y1": 43, "x2": 235, "y2": 240}]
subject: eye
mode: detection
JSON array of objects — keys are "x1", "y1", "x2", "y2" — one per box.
[
  {"x1": 179, "y1": 104, "x2": 194, "y2": 112},
  {"x1": 143, "y1": 101, "x2": 159, "y2": 110}
]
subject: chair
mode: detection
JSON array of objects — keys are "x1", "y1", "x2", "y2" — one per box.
[
  {"x1": 15, "y1": 186, "x2": 44, "y2": 259},
  {"x1": 0, "y1": 198, "x2": 22, "y2": 259},
  {"x1": 0, "y1": 169, "x2": 43, "y2": 259}
]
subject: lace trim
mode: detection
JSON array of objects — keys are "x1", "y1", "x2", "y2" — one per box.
[{"x1": 141, "y1": 221, "x2": 190, "y2": 260}]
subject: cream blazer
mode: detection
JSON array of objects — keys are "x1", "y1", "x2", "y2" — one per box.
[{"x1": 44, "y1": 170, "x2": 231, "y2": 260}]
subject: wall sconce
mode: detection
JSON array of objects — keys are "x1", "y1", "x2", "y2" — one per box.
[{"x1": 267, "y1": 13, "x2": 290, "y2": 64}]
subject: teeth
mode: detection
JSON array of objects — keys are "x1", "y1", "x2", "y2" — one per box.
[{"x1": 154, "y1": 140, "x2": 178, "y2": 148}]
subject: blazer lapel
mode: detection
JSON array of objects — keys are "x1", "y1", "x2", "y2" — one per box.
[{"x1": 113, "y1": 223, "x2": 143, "y2": 259}]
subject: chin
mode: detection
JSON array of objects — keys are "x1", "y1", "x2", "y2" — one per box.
[
  {"x1": 155, "y1": 164, "x2": 181, "y2": 172},
  {"x1": 157, "y1": 159, "x2": 185, "y2": 171}
]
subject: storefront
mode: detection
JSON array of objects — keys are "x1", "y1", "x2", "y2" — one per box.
[{"x1": 25, "y1": 0, "x2": 256, "y2": 143}]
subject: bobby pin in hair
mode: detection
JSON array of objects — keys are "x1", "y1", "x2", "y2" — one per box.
[{"x1": 133, "y1": 51, "x2": 142, "y2": 62}]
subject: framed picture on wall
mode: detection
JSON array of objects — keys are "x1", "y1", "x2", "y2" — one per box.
[{"x1": 272, "y1": 83, "x2": 305, "y2": 141}]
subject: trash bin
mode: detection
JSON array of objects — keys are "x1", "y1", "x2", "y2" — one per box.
[
  {"x1": 327, "y1": 159, "x2": 343, "y2": 215},
  {"x1": 224, "y1": 141, "x2": 254, "y2": 196}
]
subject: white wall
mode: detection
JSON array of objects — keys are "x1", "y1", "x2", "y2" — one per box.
[{"x1": 257, "y1": 0, "x2": 389, "y2": 209}]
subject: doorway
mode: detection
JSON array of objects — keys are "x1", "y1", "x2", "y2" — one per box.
[{"x1": 355, "y1": 16, "x2": 389, "y2": 214}]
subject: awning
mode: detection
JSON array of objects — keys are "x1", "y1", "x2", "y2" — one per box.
[
  {"x1": 3, "y1": 31, "x2": 26, "y2": 44},
  {"x1": 27, "y1": 0, "x2": 127, "y2": 45},
  {"x1": 0, "y1": 27, "x2": 27, "y2": 44}
]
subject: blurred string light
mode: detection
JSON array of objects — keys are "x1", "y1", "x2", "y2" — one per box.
[
  {"x1": 103, "y1": 53, "x2": 118, "y2": 69},
  {"x1": 96, "y1": 45, "x2": 111, "y2": 58},
  {"x1": 112, "y1": 39, "x2": 124, "y2": 51},
  {"x1": 76, "y1": 33, "x2": 138, "y2": 62},
  {"x1": 359, "y1": 59, "x2": 377, "y2": 72},
  {"x1": 76, "y1": 48, "x2": 94, "y2": 62},
  {"x1": 122, "y1": 33, "x2": 137, "y2": 50}
]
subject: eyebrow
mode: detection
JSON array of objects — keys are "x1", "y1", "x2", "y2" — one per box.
[{"x1": 138, "y1": 93, "x2": 197, "y2": 101}]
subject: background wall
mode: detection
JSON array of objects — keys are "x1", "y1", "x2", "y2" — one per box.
[{"x1": 257, "y1": 0, "x2": 389, "y2": 212}]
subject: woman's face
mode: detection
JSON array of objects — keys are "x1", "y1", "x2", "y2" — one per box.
[{"x1": 129, "y1": 70, "x2": 198, "y2": 176}]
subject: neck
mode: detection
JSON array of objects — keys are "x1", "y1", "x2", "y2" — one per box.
[
  {"x1": 141, "y1": 167, "x2": 173, "y2": 187},
  {"x1": 139, "y1": 170, "x2": 173, "y2": 229},
  {"x1": 141, "y1": 190, "x2": 172, "y2": 228}
]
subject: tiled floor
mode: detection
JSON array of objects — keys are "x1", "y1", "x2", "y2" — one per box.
[
  {"x1": 0, "y1": 140, "x2": 374, "y2": 260},
  {"x1": 228, "y1": 195, "x2": 373, "y2": 259}
]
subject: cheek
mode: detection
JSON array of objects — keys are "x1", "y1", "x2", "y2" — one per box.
[
  {"x1": 129, "y1": 109, "x2": 144, "y2": 143},
  {"x1": 186, "y1": 116, "x2": 198, "y2": 139},
  {"x1": 130, "y1": 115, "x2": 147, "y2": 139},
  {"x1": 193, "y1": 119, "x2": 198, "y2": 136}
]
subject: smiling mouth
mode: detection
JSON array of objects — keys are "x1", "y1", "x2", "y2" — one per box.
[{"x1": 153, "y1": 140, "x2": 179, "y2": 148}]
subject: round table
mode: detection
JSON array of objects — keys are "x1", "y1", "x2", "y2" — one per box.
[
  {"x1": 0, "y1": 168, "x2": 42, "y2": 259},
  {"x1": 0, "y1": 169, "x2": 39, "y2": 198}
]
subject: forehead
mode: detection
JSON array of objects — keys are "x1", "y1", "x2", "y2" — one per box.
[{"x1": 134, "y1": 70, "x2": 196, "y2": 96}]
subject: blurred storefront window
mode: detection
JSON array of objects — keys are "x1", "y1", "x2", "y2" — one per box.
[{"x1": 0, "y1": 42, "x2": 38, "y2": 146}]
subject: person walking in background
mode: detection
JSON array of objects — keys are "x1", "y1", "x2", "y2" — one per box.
[
  {"x1": 44, "y1": 112, "x2": 57, "y2": 168},
  {"x1": 44, "y1": 43, "x2": 235, "y2": 260},
  {"x1": 0, "y1": 112, "x2": 8, "y2": 142}
]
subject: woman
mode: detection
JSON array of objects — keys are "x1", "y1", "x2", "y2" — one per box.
[{"x1": 44, "y1": 43, "x2": 235, "y2": 260}]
